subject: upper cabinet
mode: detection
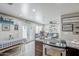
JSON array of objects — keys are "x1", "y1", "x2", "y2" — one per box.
[
  {"x1": 61, "y1": 12, "x2": 79, "y2": 23},
  {"x1": 61, "y1": 12, "x2": 79, "y2": 34}
]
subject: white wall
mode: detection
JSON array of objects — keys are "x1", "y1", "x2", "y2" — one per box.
[
  {"x1": 0, "y1": 14, "x2": 21, "y2": 40},
  {"x1": 0, "y1": 14, "x2": 36, "y2": 41},
  {"x1": 61, "y1": 17, "x2": 79, "y2": 42},
  {"x1": 0, "y1": 14, "x2": 36, "y2": 56},
  {"x1": 43, "y1": 15, "x2": 61, "y2": 39}
]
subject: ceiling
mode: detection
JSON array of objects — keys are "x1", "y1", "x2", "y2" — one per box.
[{"x1": 0, "y1": 3, "x2": 79, "y2": 24}]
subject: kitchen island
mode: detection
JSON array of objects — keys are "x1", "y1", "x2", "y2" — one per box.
[
  {"x1": 36, "y1": 38, "x2": 79, "y2": 56},
  {"x1": 66, "y1": 40, "x2": 79, "y2": 56},
  {"x1": 35, "y1": 38, "x2": 66, "y2": 56}
]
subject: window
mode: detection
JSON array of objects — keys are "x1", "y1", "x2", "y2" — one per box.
[{"x1": 35, "y1": 24, "x2": 43, "y2": 33}]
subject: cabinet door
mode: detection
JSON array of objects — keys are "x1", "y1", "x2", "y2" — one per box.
[
  {"x1": 24, "y1": 41, "x2": 35, "y2": 56},
  {"x1": 35, "y1": 41, "x2": 43, "y2": 56}
]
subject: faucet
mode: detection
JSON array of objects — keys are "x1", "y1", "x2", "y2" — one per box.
[{"x1": 9, "y1": 34, "x2": 13, "y2": 40}]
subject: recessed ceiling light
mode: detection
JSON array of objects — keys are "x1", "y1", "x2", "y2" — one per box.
[{"x1": 32, "y1": 9, "x2": 36, "y2": 12}]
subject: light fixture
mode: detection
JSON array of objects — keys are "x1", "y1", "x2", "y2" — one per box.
[
  {"x1": 8, "y1": 3, "x2": 13, "y2": 5},
  {"x1": 32, "y1": 9, "x2": 36, "y2": 12}
]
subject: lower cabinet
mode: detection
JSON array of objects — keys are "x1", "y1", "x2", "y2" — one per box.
[
  {"x1": 35, "y1": 40, "x2": 43, "y2": 56},
  {"x1": 0, "y1": 41, "x2": 35, "y2": 56},
  {"x1": 20, "y1": 41, "x2": 35, "y2": 56},
  {"x1": 66, "y1": 47, "x2": 79, "y2": 56},
  {"x1": 0, "y1": 45, "x2": 22, "y2": 56}
]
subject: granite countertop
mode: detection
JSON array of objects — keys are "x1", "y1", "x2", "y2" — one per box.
[
  {"x1": 35, "y1": 38, "x2": 45, "y2": 42},
  {"x1": 0, "y1": 38, "x2": 26, "y2": 49},
  {"x1": 36, "y1": 38, "x2": 79, "y2": 50},
  {"x1": 35, "y1": 38, "x2": 66, "y2": 49},
  {"x1": 67, "y1": 41, "x2": 79, "y2": 50},
  {"x1": 43, "y1": 42, "x2": 66, "y2": 49}
]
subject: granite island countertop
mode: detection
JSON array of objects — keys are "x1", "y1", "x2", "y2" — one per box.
[
  {"x1": 67, "y1": 40, "x2": 79, "y2": 50},
  {"x1": 36, "y1": 38, "x2": 79, "y2": 50},
  {"x1": 35, "y1": 38, "x2": 66, "y2": 49}
]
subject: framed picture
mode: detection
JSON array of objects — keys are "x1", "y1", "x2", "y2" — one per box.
[
  {"x1": 2, "y1": 24, "x2": 10, "y2": 31},
  {"x1": 62, "y1": 24, "x2": 73, "y2": 31},
  {"x1": 14, "y1": 24, "x2": 18, "y2": 30},
  {"x1": 73, "y1": 23, "x2": 79, "y2": 34}
]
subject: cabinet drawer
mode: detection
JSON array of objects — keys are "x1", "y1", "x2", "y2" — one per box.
[
  {"x1": 35, "y1": 48, "x2": 43, "y2": 52},
  {"x1": 35, "y1": 46, "x2": 43, "y2": 50},
  {"x1": 35, "y1": 42, "x2": 43, "y2": 45},
  {"x1": 35, "y1": 51, "x2": 43, "y2": 56},
  {"x1": 35, "y1": 41, "x2": 43, "y2": 44}
]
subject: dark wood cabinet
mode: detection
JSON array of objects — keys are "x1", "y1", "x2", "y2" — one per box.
[
  {"x1": 35, "y1": 40, "x2": 43, "y2": 56},
  {"x1": 66, "y1": 47, "x2": 79, "y2": 56}
]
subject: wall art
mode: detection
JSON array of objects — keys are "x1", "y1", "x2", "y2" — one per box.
[{"x1": 2, "y1": 24, "x2": 10, "y2": 31}]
